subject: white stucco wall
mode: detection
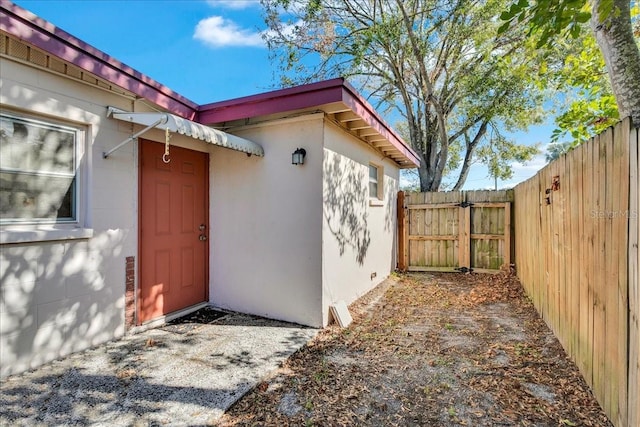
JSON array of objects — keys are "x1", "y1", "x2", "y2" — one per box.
[
  {"x1": 321, "y1": 121, "x2": 399, "y2": 325},
  {"x1": 0, "y1": 58, "x2": 139, "y2": 376},
  {"x1": 209, "y1": 114, "x2": 400, "y2": 328},
  {"x1": 209, "y1": 114, "x2": 324, "y2": 327}
]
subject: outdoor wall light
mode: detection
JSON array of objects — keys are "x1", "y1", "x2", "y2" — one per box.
[{"x1": 292, "y1": 148, "x2": 306, "y2": 165}]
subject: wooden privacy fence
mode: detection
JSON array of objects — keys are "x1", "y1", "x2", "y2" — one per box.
[
  {"x1": 397, "y1": 190, "x2": 513, "y2": 273},
  {"x1": 513, "y1": 117, "x2": 639, "y2": 427}
]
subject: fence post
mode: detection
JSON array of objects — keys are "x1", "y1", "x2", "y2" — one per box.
[
  {"x1": 628, "y1": 122, "x2": 639, "y2": 427},
  {"x1": 504, "y1": 202, "x2": 511, "y2": 267},
  {"x1": 397, "y1": 191, "x2": 407, "y2": 271}
]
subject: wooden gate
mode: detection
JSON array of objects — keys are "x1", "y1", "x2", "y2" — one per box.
[{"x1": 398, "y1": 190, "x2": 513, "y2": 273}]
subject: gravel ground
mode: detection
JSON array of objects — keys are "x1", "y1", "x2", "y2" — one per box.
[{"x1": 0, "y1": 311, "x2": 318, "y2": 426}]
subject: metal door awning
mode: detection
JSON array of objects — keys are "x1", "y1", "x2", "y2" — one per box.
[{"x1": 104, "y1": 106, "x2": 264, "y2": 158}]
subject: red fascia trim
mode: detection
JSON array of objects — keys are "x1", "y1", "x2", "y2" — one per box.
[
  {"x1": 197, "y1": 78, "x2": 346, "y2": 124},
  {"x1": 0, "y1": 0, "x2": 198, "y2": 119}
]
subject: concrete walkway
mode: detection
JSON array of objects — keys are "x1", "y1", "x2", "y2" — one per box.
[{"x1": 0, "y1": 311, "x2": 319, "y2": 426}]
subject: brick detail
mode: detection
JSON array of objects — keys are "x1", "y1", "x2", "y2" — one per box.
[{"x1": 125, "y1": 256, "x2": 135, "y2": 329}]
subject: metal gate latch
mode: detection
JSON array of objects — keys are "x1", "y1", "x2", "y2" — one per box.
[{"x1": 456, "y1": 202, "x2": 474, "y2": 208}]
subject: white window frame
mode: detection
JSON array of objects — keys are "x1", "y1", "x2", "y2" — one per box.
[
  {"x1": 0, "y1": 111, "x2": 92, "y2": 244},
  {"x1": 369, "y1": 163, "x2": 384, "y2": 206}
]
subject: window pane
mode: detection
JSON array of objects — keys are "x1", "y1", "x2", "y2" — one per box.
[
  {"x1": 0, "y1": 116, "x2": 75, "y2": 175},
  {"x1": 369, "y1": 181, "x2": 378, "y2": 198},
  {"x1": 0, "y1": 114, "x2": 78, "y2": 224},
  {"x1": 0, "y1": 172, "x2": 75, "y2": 221},
  {"x1": 369, "y1": 165, "x2": 378, "y2": 180}
]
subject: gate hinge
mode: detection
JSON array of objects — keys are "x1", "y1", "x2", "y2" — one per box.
[
  {"x1": 455, "y1": 267, "x2": 474, "y2": 273},
  {"x1": 456, "y1": 201, "x2": 474, "y2": 208}
]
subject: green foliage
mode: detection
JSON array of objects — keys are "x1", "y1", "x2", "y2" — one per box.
[
  {"x1": 545, "y1": 141, "x2": 574, "y2": 161},
  {"x1": 476, "y1": 130, "x2": 540, "y2": 181},
  {"x1": 501, "y1": 0, "x2": 640, "y2": 141},
  {"x1": 553, "y1": 95, "x2": 619, "y2": 141},
  {"x1": 498, "y1": 0, "x2": 595, "y2": 46},
  {"x1": 549, "y1": 33, "x2": 620, "y2": 144},
  {"x1": 546, "y1": 4, "x2": 637, "y2": 146}
]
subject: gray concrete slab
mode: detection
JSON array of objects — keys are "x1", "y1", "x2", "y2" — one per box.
[{"x1": 0, "y1": 311, "x2": 319, "y2": 426}]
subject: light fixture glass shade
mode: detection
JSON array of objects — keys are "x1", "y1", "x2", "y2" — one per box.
[{"x1": 292, "y1": 148, "x2": 306, "y2": 165}]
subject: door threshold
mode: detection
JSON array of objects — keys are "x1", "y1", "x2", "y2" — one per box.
[{"x1": 129, "y1": 302, "x2": 209, "y2": 335}]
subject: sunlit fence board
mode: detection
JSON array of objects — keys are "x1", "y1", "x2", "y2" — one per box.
[
  {"x1": 513, "y1": 118, "x2": 636, "y2": 427},
  {"x1": 628, "y1": 123, "x2": 639, "y2": 427}
]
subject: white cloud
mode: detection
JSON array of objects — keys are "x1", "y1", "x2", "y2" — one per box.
[
  {"x1": 194, "y1": 16, "x2": 264, "y2": 48},
  {"x1": 206, "y1": 0, "x2": 260, "y2": 10},
  {"x1": 507, "y1": 151, "x2": 548, "y2": 187},
  {"x1": 512, "y1": 152, "x2": 547, "y2": 173}
]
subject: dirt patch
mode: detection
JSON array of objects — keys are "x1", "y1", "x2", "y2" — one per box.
[{"x1": 219, "y1": 270, "x2": 612, "y2": 426}]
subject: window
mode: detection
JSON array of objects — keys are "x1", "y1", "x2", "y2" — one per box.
[
  {"x1": 0, "y1": 113, "x2": 81, "y2": 224},
  {"x1": 369, "y1": 163, "x2": 383, "y2": 203}
]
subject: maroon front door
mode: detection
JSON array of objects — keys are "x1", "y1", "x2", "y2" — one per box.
[{"x1": 138, "y1": 139, "x2": 208, "y2": 323}]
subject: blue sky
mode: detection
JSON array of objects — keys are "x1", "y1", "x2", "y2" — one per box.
[
  {"x1": 14, "y1": 0, "x2": 552, "y2": 190},
  {"x1": 16, "y1": 0, "x2": 276, "y2": 103}
]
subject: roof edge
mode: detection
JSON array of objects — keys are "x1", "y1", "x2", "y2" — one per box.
[
  {"x1": 0, "y1": 0, "x2": 199, "y2": 119},
  {"x1": 198, "y1": 78, "x2": 420, "y2": 168},
  {"x1": 198, "y1": 78, "x2": 347, "y2": 111},
  {"x1": 197, "y1": 78, "x2": 347, "y2": 124},
  {"x1": 339, "y1": 80, "x2": 420, "y2": 167}
]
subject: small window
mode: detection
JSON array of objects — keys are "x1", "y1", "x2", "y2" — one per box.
[
  {"x1": 0, "y1": 113, "x2": 81, "y2": 224},
  {"x1": 369, "y1": 163, "x2": 383, "y2": 201}
]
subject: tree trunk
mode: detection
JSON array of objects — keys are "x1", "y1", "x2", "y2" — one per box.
[
  {"x1": 418, "y1": 170, "x2": 440, "y2": 191},
  {"x1": 452, "y1": 149, "x2": 474, "y2": 191},
  {"x1": 591, "y1": 0, "x2": 640, "y2": 126},
  {"x1": 452, "y1": 121, "x2": 489, "y2": 190},
  {"x1": 418, "y1": 165, "x2": 434, "y2": 192},
  {"x1": 417, "y1": 153, "x2": 439, "y2": 191}
]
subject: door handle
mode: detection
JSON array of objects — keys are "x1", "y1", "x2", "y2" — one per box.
[{"x1": 199, "y1": 235, "x2": 207, "y2": 241}]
